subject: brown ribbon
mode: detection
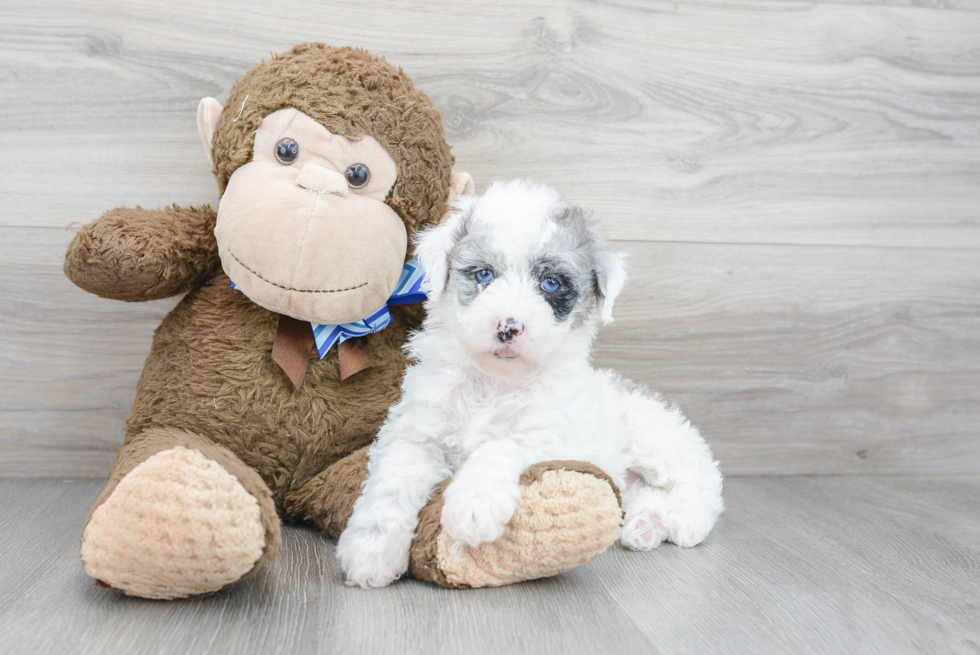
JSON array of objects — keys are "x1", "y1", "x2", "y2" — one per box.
[
  {"x1": 271, "y1": 314, "x2": 372, "y2": 391},
  {"x1": 337, "y1": 337, "x2": 373, "y2": 381},
  {"x1": 271, "y1": 315, "x2": 315, "y2": 391}
]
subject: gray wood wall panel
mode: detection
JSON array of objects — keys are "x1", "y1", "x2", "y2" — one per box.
[
  {"x1": 3, "y1": 229, "x2": 977, "y2": 477},
  {"x1": 0, "y1": 0, "x2": 978, "y2": 477},
  {"x1": 3, "y1": 1, "x2": 980, "y2": 246}
]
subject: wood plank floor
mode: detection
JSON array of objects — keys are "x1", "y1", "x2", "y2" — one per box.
[{"x1": 1, "y1": 476, "x2": 977, "y2": 654}]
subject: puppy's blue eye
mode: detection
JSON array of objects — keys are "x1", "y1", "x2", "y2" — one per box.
[
  {"x1": 475, "y1": 269, "x2": 494, "y2": 284},
  {"x1": 541, "y1": 277, "x2": 560, "y2": 293}
]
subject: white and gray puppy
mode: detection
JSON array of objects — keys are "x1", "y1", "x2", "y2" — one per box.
[{"x1": 337, "y1": 179, "x2": 724, "y2": 588}]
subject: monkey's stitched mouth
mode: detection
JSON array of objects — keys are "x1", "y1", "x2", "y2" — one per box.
[{"x1": 227, "y1": 250, "x2": 368, "y2": 294}]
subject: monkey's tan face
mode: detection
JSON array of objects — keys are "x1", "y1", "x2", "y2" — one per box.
[{"x1": 215, "y1": 108, "x2": 406, "y2": 324}]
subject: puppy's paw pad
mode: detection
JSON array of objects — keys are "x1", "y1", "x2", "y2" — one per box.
[
  {"x1": 621, "y1": 511, "x2": 667, "y2": 550},
  {"x1": 440, "y1": 485, "x2": 519, "y2": 548}
]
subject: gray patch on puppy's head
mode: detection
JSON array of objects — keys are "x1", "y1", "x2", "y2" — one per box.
[
  {"x1": 445, "y1": 211, "x2": 505, "y2": 306},
  {"x1": 532, "y1": 204, "x2": 607, "y2": 326}
]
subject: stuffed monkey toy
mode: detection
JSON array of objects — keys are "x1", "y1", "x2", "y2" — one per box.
[{"x1": 64, "y1": 44, "x2": 623, "y2": 599}]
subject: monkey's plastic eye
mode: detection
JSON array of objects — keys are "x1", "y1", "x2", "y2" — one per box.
[
  {"x1": 541, "y1": 277, "x2": 560, "y2": 293},
  {"x1": 475, "y1": 269, "x2": 494, "y2": 284},
  {"x1": 275, "y1": 138, "x2": 300, "y2": 165},
  {"x1": 345, "y1": 163, "x2": 370, "y2": 188}
]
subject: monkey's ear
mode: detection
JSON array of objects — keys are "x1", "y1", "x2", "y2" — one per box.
[
  {"x1": 415, "y1": 200, "x2": 470, "y2": 300},
  {"x1": 197, "y1": 97, "x2": 224, "y2": 162},
  {"x1": 436, "y1": 172, "x2": 475, "y2": 225},
  {"x1": 595, "y1": 249, "x2": 627, "y2": 324}
]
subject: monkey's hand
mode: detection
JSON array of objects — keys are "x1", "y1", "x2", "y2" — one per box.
[{"x1": 64, "y1": 205, "x2": 220, "y2": 301}]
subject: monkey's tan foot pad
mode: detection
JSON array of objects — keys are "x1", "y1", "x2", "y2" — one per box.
[
  {"x1": 410, "y1": 461, "x2": 622, "y2": 588},
  {"x1": 81, "y1": 446, "x2": 266, "y2": 599}
]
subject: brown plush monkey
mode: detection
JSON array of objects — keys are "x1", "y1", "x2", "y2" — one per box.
[{"x1": 64, "y1": 44, "x2": 622, "y2": 599}]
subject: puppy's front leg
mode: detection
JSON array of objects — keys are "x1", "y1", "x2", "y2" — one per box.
[
  {"x1": 441, "y1": 440, "x2": 532, "y2": 548},
  {"x1": 337, "y1": 437, "x2": 449, "y2": 588}
]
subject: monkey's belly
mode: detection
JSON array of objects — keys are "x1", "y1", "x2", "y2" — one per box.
[{"x1": 122, "y1": 274, "x2": 409, "y2": 505}]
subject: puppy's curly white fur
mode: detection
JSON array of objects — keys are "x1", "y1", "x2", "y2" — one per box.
[{"x1": 337, "y1": 180, "x2": 724, "y2": 588}]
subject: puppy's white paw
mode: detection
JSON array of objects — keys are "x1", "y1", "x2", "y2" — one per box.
[
  {"x1": 336, "y1": 527, "x2": 409, "y2": 588},
  {"x1": 621, "y1": 483, "x2": 719, "y2": 549},
  {"x1": 440, "y1": 480, "x2": 520, "y2": 548},
  {"x1": 665, "y1": 508, "x2": 713, "y2": 548},
  {"x1": 620, "y1": 509, "x2": 668, "y2": 551},
  {"x1": 664, "y1": 486, "x2": 717, "y2": 548}
]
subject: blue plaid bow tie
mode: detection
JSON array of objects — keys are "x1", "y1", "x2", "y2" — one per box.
[{"x1": 232, "y1": 258, "x2": 427, "y2": 357}]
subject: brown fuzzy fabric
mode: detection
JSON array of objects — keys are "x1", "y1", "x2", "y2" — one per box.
[
  {"x1": 211, "y1": 43, "x2": 454, "y2": 233},
  {"x1": 65, "y1": 205, "x2": 220, "y2": 302},
  {"x1": 63, "y1": 45, "x2": 457, "y2": 597},
  {"x1": 409, "y1": 478, "x2": 457, "y2": 587},
  {"x1": 283, "y1": 446, "x2": 370, "y2": 538},
  {"x1": 60, "y1": 44, "x2": 454, "y2": 511},
  {"x1": 120, "y1": 273, "x2": 412, "y2": 508}
]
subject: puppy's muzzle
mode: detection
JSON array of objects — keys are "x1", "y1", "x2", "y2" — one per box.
[{"x1": 496, "y1": 318, "x2": 524, "y2": 343}]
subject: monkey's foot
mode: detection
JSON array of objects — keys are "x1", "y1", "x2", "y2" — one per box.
[
  {"x1": 81, "y1": 446, "x2": 267, "y2": 599},
  {"x1": 410, "y1": 461, "x2": 622, "y2": 588}
]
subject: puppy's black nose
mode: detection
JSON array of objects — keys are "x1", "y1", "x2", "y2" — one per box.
[{"x1": 496, "y1": 318, "x2": 524, "y2": 342}]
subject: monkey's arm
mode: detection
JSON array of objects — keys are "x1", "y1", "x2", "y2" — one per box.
[{"x1": 65, "y1": 205, "x2": 221, "y2": 302}]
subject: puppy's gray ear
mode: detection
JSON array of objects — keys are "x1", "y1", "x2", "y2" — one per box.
[
  {"x1": 595, "y1": 248, "x2": 627, "y2": 324},
  {"x1": 414, "y1": 199, "x2": 470, "y2": 300}
]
